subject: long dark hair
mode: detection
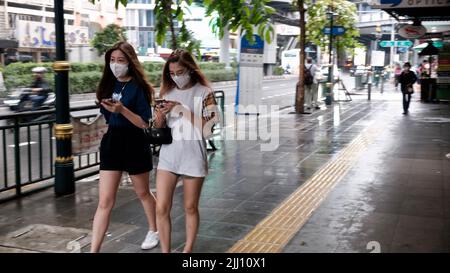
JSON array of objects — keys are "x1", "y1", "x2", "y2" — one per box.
[
  {"x1": 96, "y1": 41, "x2": 154, "y2": 104},
  {"x1": 160, "y1": 49, "x2": 210, "y2": 97}
]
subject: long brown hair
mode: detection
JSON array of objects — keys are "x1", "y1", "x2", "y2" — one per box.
[
  {"x1": 160, "y1": 49, "x2": 210, "y2": 97},
  {"x1": 96, "y1": 41, "x2": 154, "y2": 104}
]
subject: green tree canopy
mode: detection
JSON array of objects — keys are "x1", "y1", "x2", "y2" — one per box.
[
  {"x1": 203, "y1": 0, "x2": 275, "y2": 44},
  {"x1": 305, "y1": 0, "x2": 361, "y2": 54},
  {"x1": 90, "y1": 23, "x2": 127, "y2": 56}
]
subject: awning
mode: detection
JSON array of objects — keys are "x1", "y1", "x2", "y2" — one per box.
[{"x1": 0, "y1": 39, "x2": 18, "y2": 49}]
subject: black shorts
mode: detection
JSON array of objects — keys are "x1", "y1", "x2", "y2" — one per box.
[{"x1": 100, "y1": 126, "x2": 153, "y2": 175}]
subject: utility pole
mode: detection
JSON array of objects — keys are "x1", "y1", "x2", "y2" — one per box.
[
  {"x1": 295, "y1": 0, "x2": 306, "y2": 113},
  {"x1": 53, "y1": 0, "x2": 74, "y2": 196},
  {"x1": 325, "y1": 6, "x2": 334, "y2": 106}
]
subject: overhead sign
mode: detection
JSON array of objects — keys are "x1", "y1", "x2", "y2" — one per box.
[
  {"x1": 236, "y1": 35, "x2": 264, "y2": 114},
  {"x1": 322, "y1": 26, "x2": 346, "y2": 36},
  {"x1": 372, "y1": 0, "x2": 450, "y2": 8},
  {"x1": 398, "y1": 24, "x2": 427, "y2": 39},
  {"x1": 379, "y1": 40, "x2": 413, "y2": 47}
]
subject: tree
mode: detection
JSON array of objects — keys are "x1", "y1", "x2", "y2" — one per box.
[
  {"x1": 306, "y1": 0, "x2": 361, "y2": 59},
  {"x1": 294, "y1": 0, "x2": 306, "y2": 114},
  {"x1": 100, "y1": 0, "x2": 275, "y2": 46},
  {"x1": 203, "y1": 0, "x2": 275, "y2": 44},
  {"x1": 154, "y1": 0, "x2": 194, "y2": 50},
  {"x1": 90, "y1": 24, "x2": 127, "y2": 56}
]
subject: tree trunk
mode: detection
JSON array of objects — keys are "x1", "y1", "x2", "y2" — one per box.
[
  {"x1": 295, "y1": 0, "x2": 306, "y2": 113},
  {"x1": 166, "y1": 0, "x2": 177, "y2": 50}
]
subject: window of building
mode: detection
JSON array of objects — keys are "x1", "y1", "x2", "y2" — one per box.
[
  {"x1": 147, "y1": 31, "x2": 154, "y2": 48},
  {"x1": 139, "y1": 9, "x2": 145, "y2": 26},
  {"x1": 146, "y1": 10, "x2": 153, "y2": 26}
]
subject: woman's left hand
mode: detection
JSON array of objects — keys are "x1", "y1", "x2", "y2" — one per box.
[
  {"x1": 101, "y1": 99, "x2": 123, "y2": 113},
  {"x1": 160, "y1": 100, "x2": 181, "y2": 115}
]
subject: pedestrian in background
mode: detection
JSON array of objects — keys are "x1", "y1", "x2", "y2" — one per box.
[
  {"x1": 398, "y1": 62, "x2": 417, "y2": 115},
  {"x1": 394, "y1": 63, "x2": 402, "y2": 91},
  {"x1": 90, "y1": 41, "x2": 158, "y2": 252},
  {"x1": 153, "y1": 49, "x2": 220, "y2": 253},
  {"x1": 304, "y1": 57, "x2": 319, "y2": 110}
]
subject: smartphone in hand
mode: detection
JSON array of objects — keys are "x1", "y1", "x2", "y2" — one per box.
[{"x1": 155, "y1": 98, "x2": 167, "y2": 107}]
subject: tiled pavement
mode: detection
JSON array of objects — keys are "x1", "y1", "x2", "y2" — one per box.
[{"x1": 0, "y1": 83, "x2": 449, "y2": 253}]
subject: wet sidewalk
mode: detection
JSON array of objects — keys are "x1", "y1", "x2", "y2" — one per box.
[{"x1": 0, "y1": 84, "x2": 449, "y2": 253}]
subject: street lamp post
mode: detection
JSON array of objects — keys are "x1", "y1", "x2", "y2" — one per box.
[
  {"x1": 53, "y1": 0, "x2": 74, "y2": 196},
  {"x1": 325, "y1": 8, "x2": 334, "y2": 106}
]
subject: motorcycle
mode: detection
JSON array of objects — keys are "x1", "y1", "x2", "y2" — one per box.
[
  {"x1": 4, "y1": 87, "x2": 56, "y2": 125},
  {"x1": 4, "y1": 87, "x2": 56, "y2": 112}
]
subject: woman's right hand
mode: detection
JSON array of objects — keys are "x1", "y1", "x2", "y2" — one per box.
[{"x1": 153, "y1": 106, "x2": 166, "y2": 128}]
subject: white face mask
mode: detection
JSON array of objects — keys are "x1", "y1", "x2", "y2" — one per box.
[
  {"x1": 171, "y1": 72, "x2": 191, "y2": 89},
  {"x1": 110, "y1": 62, "x2": 129, "y2": 78}
]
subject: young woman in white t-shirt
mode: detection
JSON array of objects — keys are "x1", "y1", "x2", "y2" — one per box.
[{"x1": 153, "y1": 49, "x2": 220, "y2": 253}]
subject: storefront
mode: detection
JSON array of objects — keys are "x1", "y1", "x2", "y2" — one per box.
[{"x1": 371, "y1": 0, "x2": 450, "y2": 101}]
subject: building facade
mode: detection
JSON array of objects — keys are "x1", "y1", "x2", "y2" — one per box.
[{"x1": 0, "y1": 0, "x2": 124, "y2": 65}]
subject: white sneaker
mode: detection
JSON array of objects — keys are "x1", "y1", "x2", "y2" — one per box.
[{"x1": 141, "y1": 230, "x2": 159, "y2": 250}]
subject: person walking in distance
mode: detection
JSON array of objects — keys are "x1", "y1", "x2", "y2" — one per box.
[
  {"x1": 153, "y1": 49, "x2": 220, "y2": 253},
  {"x1": 90, "y1": 41, "x2": 159, "y2": 252},
  {"x1": 398, "y1": 62, "x2": 417, "y2": 115},
  {"x1": 304, "y1": 57, "x2": 319, "y2": 110}
]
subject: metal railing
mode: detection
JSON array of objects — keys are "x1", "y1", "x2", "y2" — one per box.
[
  {"x1": 0, "y1": 105, "x2": 100, "y2": 203},
  {"x1": 0, "y1": 91, "x2": 226, "y2": 202}
]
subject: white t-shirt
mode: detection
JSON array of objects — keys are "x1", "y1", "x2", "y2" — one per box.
[{"x1": 157, "y1": 83, "x2": 218, "y2": 177}]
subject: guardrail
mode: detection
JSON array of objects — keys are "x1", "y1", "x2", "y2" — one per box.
[
  {"x1": 0, "y1": 91, "x2": 226, "y2": 202},
  {"x1": 0, "y1": 105, "x2": 100, "y2": 203}
]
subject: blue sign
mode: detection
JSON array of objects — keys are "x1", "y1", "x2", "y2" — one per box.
[
  {"x1": 240, "y1": 35, "x2": 264, "y2": 54},
  {"x1": 322, "y1": 26, "x2": 346, "y2": 36}
]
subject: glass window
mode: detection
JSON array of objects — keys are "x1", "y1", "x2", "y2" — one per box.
[
  {"x1": 146, "y1": 10, "x2": 153, "y2": 26},
  {"x1": 139, "y1": 9, "x2": 145, "y2": 26},
  {"x1": 139, "y1": 31, "x2": 145, "y2": 49},
  {"x1": 147, "y1": 31, "x2": 154, "y2": 48}
]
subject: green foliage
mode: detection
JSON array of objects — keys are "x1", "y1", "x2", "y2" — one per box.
[
  {"x1": 69, "y1": 72, "x2": 103, "y2": 94},
  {"x1": 203, "y1": 69, "x2": 237, "y2": 82},
  {"x1": 70, "y1": 62, "x2": 104, "y2": 73},
  {"x1": 198, "y1": 62, "x2": 226, "y2": 70},
  {"x1": 3, "y1": 62, "x2": 54, "y2": 77},
  {"x1": 305, "y1": 0, "x2": 362, "y2": 53},
  {"x1": 204, "y1": 0, "x2": 275, "y2": 44},
  {"x1": 273, "y1": 66, "x2": 285, "y2": 76},
  {"x1": 90, "y1": 24, "x2": 127, "y2": 56},
  {"x1": 4, "y1": 62, "x2": 235, "y2": 93},
  {"x1": 154, "y1": 0, "x2": 194, "y2": 50}
]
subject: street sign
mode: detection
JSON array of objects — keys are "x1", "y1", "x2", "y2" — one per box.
[
  {"x1": 322, "y1": 26, "x2": 346, "y2": 36},
  {"x1": 379, "y1": 40, "x2": 413, "y2": 47},
  {"x1": 236, "y1": 35, "x2": 264, "y2": 114}
]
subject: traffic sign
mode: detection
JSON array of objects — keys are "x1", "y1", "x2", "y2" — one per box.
[
  {"x1": 379, "y1": 40, "x2": 413, "y2": 47},
  {"x1": 322, "y1": 26, "x2": 346, "y2": 36}
]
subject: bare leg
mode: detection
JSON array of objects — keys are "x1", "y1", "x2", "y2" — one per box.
[
  {"x1": 182, "y1": 176, "x2": 204, "y2": 253},
  {"x1": 90, "y1": 170, "x2": 122, "y2": 253},
  {"x1": 155, "y1": 170, "x2": 179, "y2": 253},
  {"x1": 130, "y1": 172, "x2": 157, "y2": 232}
]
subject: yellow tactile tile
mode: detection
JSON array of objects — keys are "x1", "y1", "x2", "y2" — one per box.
[{"x1": 227, "y1": 124, "x2": 382, "y2": 253}]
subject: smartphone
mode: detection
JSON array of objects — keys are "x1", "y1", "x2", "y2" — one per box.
[{"x1": 155, "y1": 98, "x2": 167, "y2": 106}]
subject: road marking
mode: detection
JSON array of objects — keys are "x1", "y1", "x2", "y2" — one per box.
[
  {"x1": 227, "y1": 122, "x2": 383, "y2": 253},
  {"x1": 8, "y1": 141, "x2": 37, "y2": 148}
]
